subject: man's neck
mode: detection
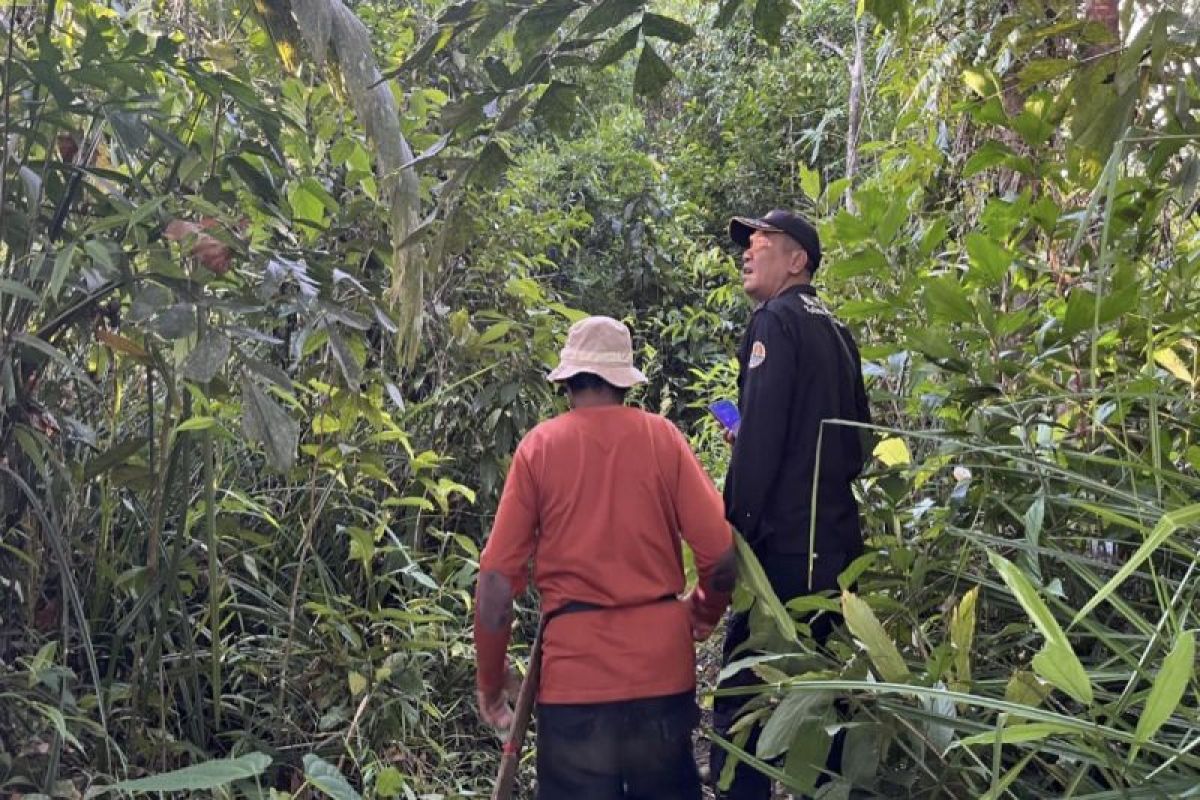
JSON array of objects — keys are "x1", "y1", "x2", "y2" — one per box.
[
  {"x1": 760, "y1": 276, "x2": 812, "y2": 304},
  {"x1": 569, "y1": 389, "x2": 623, "y2": 409}
]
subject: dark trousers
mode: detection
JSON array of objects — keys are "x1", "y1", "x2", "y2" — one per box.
[
  {"x1": 536, "y1": 691, "x2": 701, "y2": 800},
  {"x1": 710, "y1": 550, "x2": 855, "y2": 799}
]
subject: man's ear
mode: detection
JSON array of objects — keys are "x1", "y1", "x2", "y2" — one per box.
[{"x1": 790, "y1": 247, "x2": 809, "y2": 276}]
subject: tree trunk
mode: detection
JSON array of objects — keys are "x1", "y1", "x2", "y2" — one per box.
[{"x1": 845, "y1": 16, "x2": 866, "y2": 199}]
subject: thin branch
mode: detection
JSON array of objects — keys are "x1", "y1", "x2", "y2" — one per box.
[{"x1": 816, "y1": 33, "x2": 847, "y2": 61}]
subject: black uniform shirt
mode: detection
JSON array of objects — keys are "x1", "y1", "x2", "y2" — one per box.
[{"x1": 723, "y1": 284, "x2": 871, "y2": 555}]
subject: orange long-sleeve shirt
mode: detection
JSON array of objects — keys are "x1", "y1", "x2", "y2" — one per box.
[{"x1": 475, "y1": 405, "x2": 732, "y2": 704}]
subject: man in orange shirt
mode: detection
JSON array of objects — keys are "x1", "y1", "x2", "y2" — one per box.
[{"x1": 474, "y1": 315, "x2": 736, "y2": 798}]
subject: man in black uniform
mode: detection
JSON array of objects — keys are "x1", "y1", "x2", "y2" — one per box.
[{"x1": 711, "y1": 209, "x2": 871, "y2": 799}]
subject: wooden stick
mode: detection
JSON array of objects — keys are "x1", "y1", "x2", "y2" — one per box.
[{"x1": 491, "y1": 624, "x2": 544, "y2": 800}]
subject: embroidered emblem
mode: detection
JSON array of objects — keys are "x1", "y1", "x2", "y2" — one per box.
[{"x1": 748, "y1": 341, "x2": 767, "y2": 368}]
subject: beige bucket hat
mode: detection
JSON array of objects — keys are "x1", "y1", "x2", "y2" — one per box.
[{"x1": 546, "y1": 316, "x2": 648, "y2": 388}]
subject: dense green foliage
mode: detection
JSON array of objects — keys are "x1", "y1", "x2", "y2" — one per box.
[{"x1": 1, "y1": 0, "x2": 1197, "y2": 797}]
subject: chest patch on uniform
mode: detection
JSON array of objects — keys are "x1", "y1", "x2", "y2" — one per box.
[{"x1": 748, "y1": 340, "x2": 767, "y2": 368}]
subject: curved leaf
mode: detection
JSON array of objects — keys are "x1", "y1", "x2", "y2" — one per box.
[
  {"x1": 633, "y1": 42, "x2": 673, "y2": 97},
  {"x1": 104, "y1": 752, "x2": 271, "y2": 794},
  {"x1": 304, "y1": 754, "x2": 363, "y2": 800},
  {"x1": 1135, "y1": 630, "x2": 1196, "y2": 743},
  {"x1": 842, "y1": 591, "x2": 911, "y2": 682},
  {"x1": 1072, "y1": 504, "x2": 1200, "y2": 625}
]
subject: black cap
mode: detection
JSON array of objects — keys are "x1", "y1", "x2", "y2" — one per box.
[{"x1": 730, "y1": 209, "x2": 822, "y2": 273}]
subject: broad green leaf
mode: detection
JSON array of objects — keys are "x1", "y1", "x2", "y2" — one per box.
[
  {"x1": 228, "y1": 155, "x2": 279, "y2": 204},
  {"x1": 1135, "y1": 630, "x2": 1195, "y2": 743},
  {"x1": 642, "y1": 12, "x2": 694, "y2": 43},
  {"x1": 753, "y1": 0, "x2": 790, "y2": 44},
  {"x1": 1061, "y1": 289, "x2": 1096, "y2": 338},
  {"x1": 633, "y1": 42, "x2": 673, "y2": 97},
  {"x1": 781, "y1": 719, "x2": 831, "y2": 794},
  {"x1": 1032, "y1": 642, "x2": 1093, "y2": 705},
  {"x1": 825, "y1": 246, "x2": 888, "y2": 280},
  {"x1": 534, "y1": 81, "x2": 579, "y2": 135},
  {"x1": 241, "y1": 377, "x2": 299, "y2": 473},
  {"x1": 151, "y1": 303, "x2": 197, "y2": 340},
  {"x1": 734, "y1": 534, "x2": 796, "y2": 643},
  {"x1": 863, "y1": 0, "x2": 908, "y2": 32},
  {"x1": 950, "y1": 587, "x2": 979, "y2": 690},
  {"x1": 1018, "y1": 58, "x2": 1073, "y2": 88},
  {"x1": 175, "y1": 417, "x2": 218, "y2": 434},
  {"x1": 988, "y1": 553, "x2": 1067, "y2": 647},
  {"x1": 469, "y1": 141, "x2": 514, "y2": 188},
  {"x1": 578, "y1": 0, "x2": 642, "y2": 36},
  {"x1": 963, "y1": 141, "x2": 1016, "y2": 178},
  {"x1": 923, "y1": 277, "x2": 976, "y2": 324},
  {"x1": 312, "y1": 414, "x2": 340, "y2": 434},
  {"x1": 989, "y1": 553, "x2": 1093, "y2": 704},
  {"x1": 0, "y1": 278, "x2": 38, "y2": 302},
  {"x1": 1073, "y1": 504, "x2": 1200, "y2": 624},
  {"x1": 348, "y1": 670, "x2": 368, "y2": 697},
  {"x1": 758, "y1": 691, "x2": 831, "y2": 760},
  {"x1": 375, "y1": 767, "x2": 405, "y2": 798},
  {"x1": 964, "y1": 233, "x2": 1012, "y2": 287},
  {"x1": 515, "y1": 0, "x2": 578, "y2": 62},
  {"x1": 872, "y1": 437, "x2": 910, "y2": 467},
  {"x1": 962, "y1": 68, "x2": 992, "y2": 97},
  {"x1": 326, "y1": 325, "x2": 363, "y2": 388},
  {"x1": 103, "y1": 753, "x2": 271, "y2": 793},
  {"x1": 1004, "y1": 671, "x2": 1050, "y2": 707},
  {"x1": 593, "y1": 24, "x2": 641, "y2": 68},
  {"x1": 288, "y1": 178, "x2": 336, "y2": 226},
  {"x1": 1154, "y1": 348, "x2": 1193, "y2": 384},
  {"x1": 842, "y1": 591, "x2": 910, "y2": 682},
  {"x1": 84, "y1": 239, "x2": 115, "y2": 271},
  {"x1": 304, "y1": 754, "x2": 362, "y2": 800},
  {"x1": 182, "y1": 331, "x2": 231, "y2": 384},
  {"x1": 798, "y1": 164, "x2": 821, "y2": 200},
  {"x1": 955, "y1": 722, "x2": 1076, "y2": 748}
]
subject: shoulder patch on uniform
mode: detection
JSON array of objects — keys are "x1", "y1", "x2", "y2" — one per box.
[{"x1": 748, "y1": 340, "x2": 767, "y2": 368}]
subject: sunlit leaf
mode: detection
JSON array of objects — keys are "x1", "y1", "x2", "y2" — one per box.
[
  {"x1": 955, "y1": 722, "x2": 1076, "y2": 748},
  {"x1": 950, "y1": 587, "x2": 979, "y2": 690},
  {"x1": 873, "y1": 437, "x2": 910, "y2": 467},
  {"x1": 923, "y1": 277, "x2": 976, "y2": 324},
  {"x1": 964, "y1": 233, "x2": 1012, "y2": 287},
  {"x1": 1032, "y1": 642, "x2": 1093, "y2": 705},
  {"x1": 101, "y1": 753, "x2": 271, "y2": 794},
  {"x1": 1135, "y1": 631, "x2": 1195, "y2": 744},
  {"x1": 842, "y1": 591, "x2": 910, "y2": 682},
  {"x1": 1073, "y1": 504, "x2": 1200, "y2": 625},
  {"x1": 734, "y1": 534, "x2": 796, "y2": 643},
  {"x1": 1153, "y1": 348, "x2": 1193, "y2": 384},
  {"x1": 304, "y1": 754, "x2": 362, "y2": 800}
]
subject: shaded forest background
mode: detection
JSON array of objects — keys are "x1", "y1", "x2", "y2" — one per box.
[{"x1": 1, "y1": 0, "x2": 1198, "y2": 796}]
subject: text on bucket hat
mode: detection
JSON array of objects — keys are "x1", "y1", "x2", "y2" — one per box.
[{"x1": 546, "y1": 316, "x2": 648, "y2": 388}]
